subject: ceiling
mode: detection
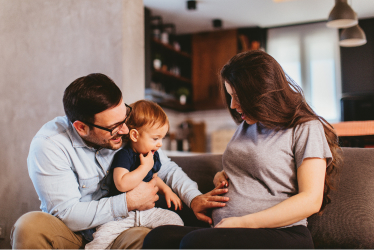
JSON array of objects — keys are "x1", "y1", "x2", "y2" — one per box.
[{"x1": 143, "y1": 0, "x2": 374, "y2": 34}]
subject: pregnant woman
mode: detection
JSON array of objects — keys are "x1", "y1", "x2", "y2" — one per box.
[{"x1": 143, "y1": 50, "x2": 341, "y2": 249}]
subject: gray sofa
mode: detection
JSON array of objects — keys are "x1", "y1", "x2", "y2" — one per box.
[{"x1": 170, "y1": 147, "x2": 374, "y2": 249}]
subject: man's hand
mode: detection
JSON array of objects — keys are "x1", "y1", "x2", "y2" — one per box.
[
  {"x1": 190, "y1": 182, "x2": 229, "y2": 224},
  {"x1": 126, "y1": 177, "x2": 159, "y2": 212},
  {"x1": 213, "y1": 170, "x2": 229, "y2": 188}
]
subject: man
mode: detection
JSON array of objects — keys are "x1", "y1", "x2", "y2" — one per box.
[{"x1": 11, "y1": 73, "x2": 228, "y2": 249}]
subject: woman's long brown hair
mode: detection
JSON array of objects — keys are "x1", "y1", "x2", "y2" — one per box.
[{"x1": 220, "y1": 50, "x2": 341, "y2": 214}]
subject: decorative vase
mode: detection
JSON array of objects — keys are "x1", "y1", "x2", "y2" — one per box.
[{"x1": 179, "y1": 95, "x2": 187, "y2": 105}]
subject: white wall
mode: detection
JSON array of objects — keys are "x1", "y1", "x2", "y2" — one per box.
[{"x1": 0, "y1": 0, "x2": 144, "y2": 247}]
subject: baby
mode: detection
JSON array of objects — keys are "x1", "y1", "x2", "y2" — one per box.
[{"x1": 85, "y1": 100, "x2": 184, "y2": 249}]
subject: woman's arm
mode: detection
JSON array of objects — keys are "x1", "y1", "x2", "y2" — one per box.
[
  {"x1": 215, "y1": 157, "x2": 326, "y2": 228},
  {"x1": 113, "y1": 152, "x2": 154, "y2": 192}
]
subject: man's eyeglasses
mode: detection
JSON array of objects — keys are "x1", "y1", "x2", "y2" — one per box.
[{"x1": 85, "y1": 103, "x2": 132, "y2": 136}]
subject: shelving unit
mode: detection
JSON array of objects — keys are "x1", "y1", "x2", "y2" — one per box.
[
  {"x1": 152, "y1": 38, "x2": 191, "y2": 59},
  {"x1": 144, "y1": 8, "x2": 193, "y2": 112},
  {"x1": 144, "y1": 8, "x2": 267, "y2": 112}
]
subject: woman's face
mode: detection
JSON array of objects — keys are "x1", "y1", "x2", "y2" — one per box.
[{"x1": 225, "y1": 81, "x2": 256, "y2": 125}]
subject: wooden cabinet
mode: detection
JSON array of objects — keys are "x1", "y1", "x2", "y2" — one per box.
[
  {"x1": 191, "y1": 27, "x2": 267, "y2": 110},
  {"x1": 192, "y1": 29, "x2": 238, "y2": 110}
]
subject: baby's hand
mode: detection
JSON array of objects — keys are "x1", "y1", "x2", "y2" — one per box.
[
  {"x1": 213, "y1": 170, "x2": 229, "y2": 188},
  {"x1": 139, "y1": 151, "x2": 154, "y2": 169},
  {"x1": 164, "y1": 189, "x2": 183, "y2": 211}
]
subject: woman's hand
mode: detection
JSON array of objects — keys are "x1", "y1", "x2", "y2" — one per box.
[
  {"x1": 213, "y1": 170, "x2": 229, "y2": 188},
  {"x1": 164, "y1": 188, "x2": 183, "y2": 210},
  {"x1": 214, "y1": 216, "x2": 245, "y2": 228}
]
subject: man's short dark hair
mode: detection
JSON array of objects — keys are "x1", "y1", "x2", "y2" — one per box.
[{"x1": 63, "y1": 73, "x2": 122, "y2": 124}]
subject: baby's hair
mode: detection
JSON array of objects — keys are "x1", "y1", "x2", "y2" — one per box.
[{"x1": 125, "y1": 100, "x2": 169, "y2": 134}]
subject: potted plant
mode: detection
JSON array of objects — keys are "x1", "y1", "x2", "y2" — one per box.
[{"x1": 176, "y1": 87, "x2": 190, "y2": 105}]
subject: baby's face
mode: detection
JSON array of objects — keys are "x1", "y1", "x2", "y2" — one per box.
[{"x1": 132, "y1": 123, "x2": 169, "y2": 155}]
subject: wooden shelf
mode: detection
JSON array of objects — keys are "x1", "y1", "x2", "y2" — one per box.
[
  {"x1": 152, "y1": 38, "x2": 191, "y2": 59},
  {"x1": 152, "y1": 69, "x2": 191, "y2": 85},
  {"x1": 145, "y1": 11, "x2": 192, "y2": 112},
  {"x1": 158, "y1": 99, "x2": 194, "y2": 112}
]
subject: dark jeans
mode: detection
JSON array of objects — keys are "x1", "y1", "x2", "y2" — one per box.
[{"x1": 143, "y1": 225, "x2": 314, "y2": 249}]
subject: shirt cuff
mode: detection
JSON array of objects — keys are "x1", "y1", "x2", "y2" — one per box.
[
  {"x1": 110, "y1": 193, "x2": 129, "y2": 218},
  {"x1": 184, "y1": 190, "x2": 203, "y2": 208}
]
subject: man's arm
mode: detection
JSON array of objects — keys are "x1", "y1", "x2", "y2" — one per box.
[
  {"x1": 156, "y1": 149, "x2": 202, "y2": 207},
  {"x1": 28, "y1": 136, "x2": 157, "y2": 231},
  {"x1": 156, "y1": 149, "x2": 228, "y2": 224}
]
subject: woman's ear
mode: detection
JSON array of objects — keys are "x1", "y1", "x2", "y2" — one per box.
[
  {"x1": 129, "y1": 129, "x2": 139, "y2": 142},
  {"x1": 73, "y1": 121, "x2": 90, "y2": 137}
]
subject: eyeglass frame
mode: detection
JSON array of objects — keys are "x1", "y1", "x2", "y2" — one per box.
[{"x1": 84, "y1": 103, "x2": 132, "y2": 136}]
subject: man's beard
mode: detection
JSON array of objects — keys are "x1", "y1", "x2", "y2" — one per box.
[{"x1": 83, "y1": 133, "x2": 123, "y2": 150}]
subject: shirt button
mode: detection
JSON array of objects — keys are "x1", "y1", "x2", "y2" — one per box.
[
  {"x1": 82, "y1": 185, "x2": 86, "y2": 188},
  {"x1": 122, "y1": 216, "x2": 125, "y2": 219},
  {"x1": 107, "y1": 170, "x2": 109, "y2": 174}
]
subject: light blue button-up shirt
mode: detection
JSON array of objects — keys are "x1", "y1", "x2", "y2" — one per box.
[{"x1": 27, "y1": 116, "x2": 202, "y2": 233}]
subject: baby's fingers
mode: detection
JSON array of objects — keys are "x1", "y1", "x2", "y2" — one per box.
[
  {"x1": 166, "y1": 198, "x2": 171, "y2": 208},
  {"x1": 175, "y1": 198, "x2": 182, "y2": 210}
]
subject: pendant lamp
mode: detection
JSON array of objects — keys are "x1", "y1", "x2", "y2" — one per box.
[
  {"x1": 340, "y1": 24, "x2": 367, "y2": 47},
  {"x1": 326, "y1": 0, "x2": 358, "y2": 28}
]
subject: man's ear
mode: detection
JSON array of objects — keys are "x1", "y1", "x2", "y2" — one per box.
[
  {"x1": 129, "y1": 129, "x2": 139, "y2": 142},
  {"x1": 72, "y1": 121, "x2": 90, "y2": 137}
]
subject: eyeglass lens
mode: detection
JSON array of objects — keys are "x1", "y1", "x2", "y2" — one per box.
[{"x1": 111, "y1": 106, "x2": 131, "y2": 136}]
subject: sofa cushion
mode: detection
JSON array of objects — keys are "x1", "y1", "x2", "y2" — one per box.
[
  {"x1": 171, "y1": 154, "x2": 223, "y2": 194},
  {"x1": 307, "y1": 147, "x2": 374, "y2": 248}
]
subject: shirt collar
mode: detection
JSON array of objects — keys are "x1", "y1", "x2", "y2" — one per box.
[{"x1": 67, "y1": 122, "x2": 92, "y2": 148}]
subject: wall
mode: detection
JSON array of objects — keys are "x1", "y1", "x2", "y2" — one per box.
[
  {"x1": 0, "y1": 0, "x2": 144, "y2": 248},
  {"x1": 341, "y1": 18, "x2": 374, "y2": 95}
]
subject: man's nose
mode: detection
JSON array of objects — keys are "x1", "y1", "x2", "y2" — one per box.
[{"x1": 118, "y1": 124, "x2": 129, "y2": 135}]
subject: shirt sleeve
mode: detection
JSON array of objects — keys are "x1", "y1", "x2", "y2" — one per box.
[
  {"x1": 27, "y1": 136, "x2": 128, "y2": 232},
  {"x1": 293, "y1": 120, "x2": 333, "y2": 169},
  {"x1": 157, "y1": 149, "x2": 202, "y2": 207}
]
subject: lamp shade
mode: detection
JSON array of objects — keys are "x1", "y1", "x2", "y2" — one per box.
[
  {"x1": 340, "y1": 24, "x2": 367, "y2": 47},
  {"x1": 327, "y1": 0, "x2": 358, "y2": 28}
]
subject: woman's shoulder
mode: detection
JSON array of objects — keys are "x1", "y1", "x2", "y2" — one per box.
[
  {"x1": 293, "y1": 119, "x2": 326, "y2": 142},
  {"x1": 295, "y1": 119, "x2": 323, "y2": 130}
]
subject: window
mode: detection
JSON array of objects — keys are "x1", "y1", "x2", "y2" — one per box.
[{"x1": 267, "y1": 22, "x2": 341, "y2": 122}]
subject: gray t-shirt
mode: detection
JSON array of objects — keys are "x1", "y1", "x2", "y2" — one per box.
[{"x1": 212, "y1": 120, "x2": 332, "y2": 227}]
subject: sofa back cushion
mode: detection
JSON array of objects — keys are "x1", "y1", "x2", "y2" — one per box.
[
  {"x1": 171, "y1": 154, "x2": 223, "y2": 194},
  {"x1": 307, "y1": 147, "x2": 374, "y2": 248}
]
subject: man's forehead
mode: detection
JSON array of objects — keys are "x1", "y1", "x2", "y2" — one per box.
[{"x1": 94, "y1": 102, "x2": 127, "y2": 125}]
